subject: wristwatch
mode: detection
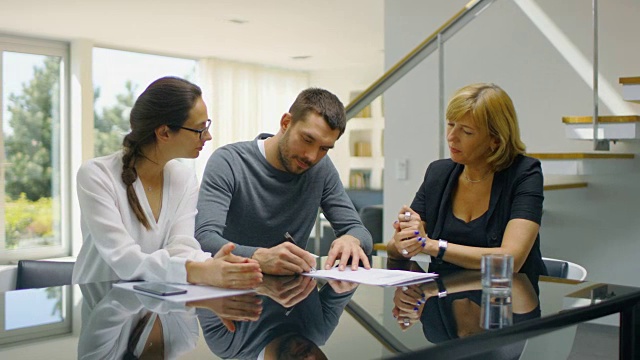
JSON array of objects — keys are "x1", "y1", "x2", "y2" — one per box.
[
  {"x1": 435, "y1": 239, "x2": 448, "y2": 264},
  {"x1": 435, "y1": 277, "x2": 447, "y2": 298}
]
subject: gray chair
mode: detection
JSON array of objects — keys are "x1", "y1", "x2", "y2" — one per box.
[
  {"x1": 542, "y1": 257, "x2": 587, "y2": 281},
  {"x1": 359, "y1": 204, "x2": 383, "y2": 244},
  {"x1": 15, "y1": 260, "x2": 75, "y2": 290}
]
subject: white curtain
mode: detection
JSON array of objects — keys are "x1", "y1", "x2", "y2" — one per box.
[{"x1": 195, "y1": 58, "x2": 309, "y2": 181}]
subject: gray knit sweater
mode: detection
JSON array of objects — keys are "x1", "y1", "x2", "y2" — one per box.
[{"x1": 195, "y1": 136, "x2": 372, "y2": 258}]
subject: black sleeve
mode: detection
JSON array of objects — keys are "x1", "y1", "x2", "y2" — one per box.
[{"x1": 510, "y1": 159, "x2": 544, "y2": 225}]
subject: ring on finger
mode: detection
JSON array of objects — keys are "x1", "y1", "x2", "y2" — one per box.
[
  {"x1": 401, "y1": 249, "x2": 409, "y2": 256},
  {"x1": 403, "y1": 317, "x2": 411, "y2": 326},
  {"x1": 404, "y1": 211, "x2": 411, "y2": 221}
]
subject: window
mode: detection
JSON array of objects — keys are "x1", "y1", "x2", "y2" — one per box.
[
  {"x1": 92, "y1": 48, "x2": 197, "y2": 157},
  {"x1": 0, "y1": 286, "x2": 71, "y2": 345},
  {"x1": 0, "y1": 36, "x2": 69, "y2": 264}
]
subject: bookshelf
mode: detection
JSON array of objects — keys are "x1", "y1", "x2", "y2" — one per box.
[{"x1": 345, "y1": 94, "x2": 384, "y2": 190}]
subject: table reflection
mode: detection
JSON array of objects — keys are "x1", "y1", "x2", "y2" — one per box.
[
  {"x1": 197, "y1": 275, "x2": 357, "y2": 360},
  {"x1": 388, "y1": 260, "x2": 542, "y2": 359},
  {"x1": 78, "y1": 282, "x2": 201, "y2": 359}
]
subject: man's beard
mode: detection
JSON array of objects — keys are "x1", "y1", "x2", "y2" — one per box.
[{"x1": 277, "y1": 134, "x2": 313, "y2": 174}]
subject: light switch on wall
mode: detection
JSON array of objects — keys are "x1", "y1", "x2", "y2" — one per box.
[{"x1": 396, "y1": 158, "x2": 408, "y2": 180}]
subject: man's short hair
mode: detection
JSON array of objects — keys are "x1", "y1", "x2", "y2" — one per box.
[{"x1": 289, "y1": 88, "x2": 347, "y2": 136}]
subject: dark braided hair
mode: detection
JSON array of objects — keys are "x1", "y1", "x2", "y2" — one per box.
[{"x1": 122, "y1": 76, "x2": 202, "y2": 229}]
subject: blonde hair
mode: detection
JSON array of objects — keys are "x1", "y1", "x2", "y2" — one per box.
[{"x1": 446, "y1": 83, "x2": 526, "y2": 172}]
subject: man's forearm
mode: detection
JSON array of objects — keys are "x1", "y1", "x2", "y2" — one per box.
[{"x1": 197, "y1": 231, "x2": 259, "y2": 258}]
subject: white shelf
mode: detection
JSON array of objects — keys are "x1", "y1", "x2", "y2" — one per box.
[{"x1": 344, "y1": 95, "x2": 384, "y2": 189}]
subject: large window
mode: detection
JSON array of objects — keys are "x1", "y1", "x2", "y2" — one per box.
[
  {"x1": 0, "y1": 286, "x2": 71, "y2": 344},
  {"x1": 0, "y1": 36, "x2": 69, "y2": 264},
  {"x1": 92, "y1": 48, "x2": 197, "y2": 157}
]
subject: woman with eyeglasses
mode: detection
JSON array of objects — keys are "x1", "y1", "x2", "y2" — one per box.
[{"x1": 73, "y1": 76, "x2": 263, "y2": 289}]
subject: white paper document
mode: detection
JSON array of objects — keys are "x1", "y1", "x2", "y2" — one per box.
[
  {"x1": 302, "y1": 267, "x2": 437, "y2": 286},
  {"x1": 114, "y1": 282, "x2": 255, "y2": 302}
]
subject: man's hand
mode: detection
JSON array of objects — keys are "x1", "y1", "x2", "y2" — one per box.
[
  {"x1": 325, "y1": 235, "x2": 371, "y2": 271},
  {"x1": 251, "y1": 242, "x2": 317, "y2": 275},
  {"x1": 256, "y1": 275, "x2": 317, "y2": 308}
]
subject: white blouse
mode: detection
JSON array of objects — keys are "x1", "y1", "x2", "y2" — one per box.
[{"x1": 72, "y1": 152, "x2": 211, "y2": 284}]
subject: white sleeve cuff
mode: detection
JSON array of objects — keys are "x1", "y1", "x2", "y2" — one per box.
[{"x1": 168, "y1": 257, "x2": 189, "y2": 284}]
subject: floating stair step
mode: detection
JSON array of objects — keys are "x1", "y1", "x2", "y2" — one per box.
[
  {"x1": 619, "y1": 77, "x2": 640, "y2": 103},
  {"x1": 543, "y1": 175, "x2": 588, "y2": 191},
  {"x1": 528, "y1": 152, "x2": 636, "y2": 176},
  {"x1": 562, "y1": 115, "x2": 640, "y2": 140}
]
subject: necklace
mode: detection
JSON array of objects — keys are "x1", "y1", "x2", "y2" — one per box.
[{"x1": 463, "y1": 169, "x2": 491, "y2": 183}]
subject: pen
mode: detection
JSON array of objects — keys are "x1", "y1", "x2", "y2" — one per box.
[{"x1": 284, "y1": 232, "x2": 317, "y2": 272}]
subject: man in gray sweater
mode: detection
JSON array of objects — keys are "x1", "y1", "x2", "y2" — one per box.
[{"x1": 195, "y1": 88, "x2": 372, "y2": 276}]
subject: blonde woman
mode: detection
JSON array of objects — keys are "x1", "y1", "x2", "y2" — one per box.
[{"x1": 387, "y1": 83, "x2": 547, "y2": 287}]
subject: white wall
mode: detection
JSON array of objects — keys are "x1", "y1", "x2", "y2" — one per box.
[{"x1": 384, "y1": 0, "x2": 640, "y2": 286}]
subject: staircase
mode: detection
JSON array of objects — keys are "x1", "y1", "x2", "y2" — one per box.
[
  {"x1": 562, "y1": 77, "x2": 640, "y2": 142},
  {"x1": 544, "y1": 77, "x2": 640, "y2": 190}
]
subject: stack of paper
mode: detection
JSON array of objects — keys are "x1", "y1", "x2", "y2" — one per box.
[{"x1": 303, "y1": 267, "x2": 437, "y2": 286}]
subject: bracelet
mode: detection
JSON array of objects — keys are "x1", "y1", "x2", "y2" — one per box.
[
  {"x1": 435, "y1": 277, "x2": 447, "y2": 298},
  {"x1": 435, "y1": 239, "x2": 448, "y2": 264}
]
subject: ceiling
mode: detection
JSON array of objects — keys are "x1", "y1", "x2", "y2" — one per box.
[{"x1": 0, "y1": 0, "x2": 384, "y2": 71}]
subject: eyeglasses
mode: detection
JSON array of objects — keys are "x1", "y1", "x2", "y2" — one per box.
[{"x1": 180, "y1": 119, "x2": 211, "y2": 139}]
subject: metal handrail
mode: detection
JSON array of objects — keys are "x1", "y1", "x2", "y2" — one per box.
[{"x1": 345, "y1": 0, "x2": 497, "y2": 121}]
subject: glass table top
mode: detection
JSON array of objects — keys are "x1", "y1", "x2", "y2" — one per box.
[{"x1": 0, "y1": 256, "x2": 637, "y2": 359}]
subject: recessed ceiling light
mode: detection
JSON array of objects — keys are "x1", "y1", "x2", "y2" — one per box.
[
  {"x1": 291, "y1": 55, "x2": 311, "y2": 60},
  {"x1": 228, "y1": 19, "x2": 248, "y2": 24}
]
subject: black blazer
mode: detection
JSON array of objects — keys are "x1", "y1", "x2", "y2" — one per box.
[{"x1": 410, "y1": 155, "x2": 547, "y2": 286}]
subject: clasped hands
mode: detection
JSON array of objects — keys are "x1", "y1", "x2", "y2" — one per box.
[
  {"x1": 393, "y1": 206, "x2": 431, "y2": 259},
  {"x1": 391, "y1": 284, "x2": 426, "y2": 331}
]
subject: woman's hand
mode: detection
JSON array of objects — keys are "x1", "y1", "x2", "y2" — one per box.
[
  {"x1": 187, "y1": 243, "x2": 263, "y2": 289},
  {"x1": 389, "y1": 206, "x2": 428, "y2": 259},
  {"x1": 392, "y1": 284, "x2": 426, "y2": 330},
  {"x1": 187, "y1": 294, "x2": 262, "y2": 332}
]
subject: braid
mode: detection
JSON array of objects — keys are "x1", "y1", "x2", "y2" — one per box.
[
  {"x1": 122, "y1": 135, "x2": 151, "y2": 230},
  {"x1": 119, "y1": 76, "x2": 201, "y2": 230}
]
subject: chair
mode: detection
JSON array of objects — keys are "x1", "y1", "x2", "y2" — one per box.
[
  {"x1": 15, "y1": 260, "x2": 75, "y2": 290},
  {"x1": 542, "y1": 257, "x2": 587, "y2": 281},
  {"x1": 359, "y1": 204, "x2": 383, "y2": 244}
]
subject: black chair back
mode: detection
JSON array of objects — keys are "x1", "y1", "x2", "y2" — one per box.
[
  {"x1": 15, "y1": 260, "x2": 75, "y2": 290},
  {"x1": 543, "y1": 258, "x2": 569, "y2": 278},
  {"x1": 360, "y1": 205, "x2": 383, "y2": 244}
]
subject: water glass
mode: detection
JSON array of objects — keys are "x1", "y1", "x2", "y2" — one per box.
[
  {"x1": 480, "y1": 290, "x2": 513, "y2": 329},
  {"x1": 481, "y1": 254, "x2": 514, "y2": 294}
]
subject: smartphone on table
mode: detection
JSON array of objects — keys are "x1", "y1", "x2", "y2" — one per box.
[{"x1": 133, "y1": 283, "x2": 187, "y2": 296}]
